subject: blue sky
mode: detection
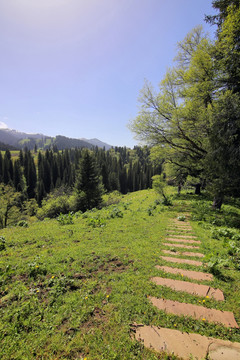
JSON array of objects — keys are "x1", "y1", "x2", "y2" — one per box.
[{"x1": 0, "y1": 0, "x2": 216, "y2": 147}]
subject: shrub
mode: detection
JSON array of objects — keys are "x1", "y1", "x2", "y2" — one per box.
[
  {"x1": 87, "y1": 214, "x2": 106, "y2": 228},
  {"x1": 57, "y1": 212, "x2": 74, "y2": 225},
  {"x1": 0, "y1": 236, "x2": 6, "y2": 251},
  {"x1": 177, "y1": 215, "x2": 186, "y2": 221},
  {"x1": 37, "y1": 194, "x2": 71, "y2": 219},
  {"x1": 17, "y1": 220, "x2": 29, "y2": 227},
  {"x1": 108, "y1": 207, "x2": 123, "y2": 219}
]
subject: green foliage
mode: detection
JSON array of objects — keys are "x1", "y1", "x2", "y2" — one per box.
[
  {"x1": 211, "y1": 227, "x2": 240, "y2": 241},
  {"x1": 0, "y1": 236, "x2": 6, "y2": 251},
  {"x1": 129, "y1": 10, "x2": 240, "y2": 207},
  {"x1": 27, "y1": 261, "x2": 47, "y2": 279},
  {"x1": 177, "y1": 215, "x2": 186, "y2": 221},
  {"x1": 17, "y1": 220, "x2": 28, "y2": 227},
  {"x1": 74, "y1": 150, "x2": 104, "y2": 212},
  {"x1": 57, "y1": 212, "x2": 74, "y2": 225},
  {"x1": 87, "y1": 215, "x2": 106, "y2": 228},
  {"x1": 0, "y1": 184, "x2": 21, "y2": 228},
  {"x1": 1, "y1": 189, "x2": 240, "y2": 359},
  {"x1": 37, "y1": 193, "x2": 71, "y2": 219},
  {"x1": 108, "y1": 206, "x2": 123, "y2": 219}
]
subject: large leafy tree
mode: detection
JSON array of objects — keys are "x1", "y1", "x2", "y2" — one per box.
[
  {"x1": 129, "y1": 27, "x2": 214, "y2": 193},
  {"x1": 129, "y1": 3, "x2": 240, "y2": 206}
]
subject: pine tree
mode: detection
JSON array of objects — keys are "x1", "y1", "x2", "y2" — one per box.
[{"x1": 74, "y1": 150, "x2": 103, "y2": 211}]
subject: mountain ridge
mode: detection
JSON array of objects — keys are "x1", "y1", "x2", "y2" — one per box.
[{"x1": 0, "y1": 128, "x2": 113, "y2": 151}]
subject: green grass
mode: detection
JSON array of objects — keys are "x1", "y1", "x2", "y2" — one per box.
[{"x1": 1, "y1": 189, "x2": 240, "y2": 359}]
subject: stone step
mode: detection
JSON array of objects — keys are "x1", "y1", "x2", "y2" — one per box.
[
  {"x1": 162, "y1": 249, "x2": 204, "y2": 258},
  {"x1": 155, "y1": 265, "x2": 213, "y2": 281},
  {"x1": 151, "y1": 277, "x2": 224, "y2": 301},
  {"x1": 169, "y1": 234, "x2": 197, "y2": 239},
  {"x1": 163, "y1": 242, "x2": 200, "y2": 249},
  {"x1": 134, "y1": 325, "x2": 240, "y2": 360},
  {"x1": 149, "y1": 297, "x2": 239, "y2": 328},
  {"x1": 160, "y1": 255, "x2": 202, "y2": 266},
  {"x1": 166, "y1": 238, "x2": 201, "y2": 244}
]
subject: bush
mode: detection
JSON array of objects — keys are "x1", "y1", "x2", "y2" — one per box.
[
  {"x1": 108, "y1": 207, "x2": 123, "y2": 219},
  {"x1": 57, "y1": 212, "x2": 74, "y2": 225},
  {"x1": 177, "y1": 215, "x2": 186, "y2": 221},
  {"x1": 37, "y1": 194, "x2": 71, "y2": 219},
  {"x1": 17, "y1": 220, "x2": 29, "y2": 227},
  {"x1": 0, "y1": 236, "x2": 6, "y2": 251}
]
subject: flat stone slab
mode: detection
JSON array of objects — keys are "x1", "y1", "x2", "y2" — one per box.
[
  {"x1": 149, "y1": 297, "x2": 239, "y2": 328},
  {"x1": 155, "y1": 265, "x2": 213, "y2": 281},
  {"x1": 151, "y1": 277, "x2": 224, "y2": 301},
  {"x1": 160, "y1": 255, "x2": 203, "y2": 266},
  {"x1": 162, "y1": 250, "x2": 204, "y2": 258},
  {"x1": 134, "y1": 325, "x2": 240, "y2": 360},
  {"x1": 166, "y1": 238, "x2": 201, "y2": 244},
  {"x1": 182, "y1": 251, "x2": 204, "y2": 258},
  {"x1": 170, "y1": 234, "x2": 197, "y2": 239},
  {"x1": 163, "y1": 242, "x2": 200, "y2": 250}
]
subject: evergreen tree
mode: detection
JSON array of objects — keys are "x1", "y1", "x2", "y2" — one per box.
[{"x1": 74, "y1": 150, "x2": 103, "y2": 211}]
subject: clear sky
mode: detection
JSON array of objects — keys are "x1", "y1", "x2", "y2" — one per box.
[{"x1": 0, "y1": 0, "x2": 216, "y2": 148}]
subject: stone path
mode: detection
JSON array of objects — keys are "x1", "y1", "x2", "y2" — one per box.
[{"x1": 134, "y1": 217, "x2": 240, "y2": 359}]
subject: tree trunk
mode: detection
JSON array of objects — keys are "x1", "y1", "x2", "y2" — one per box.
[
  {"x1": 212, "y1": 195, "x2": 224, "y2": 210},
  {"x1": 195, "y1": 183, "x2": 201, "y2": 195}
]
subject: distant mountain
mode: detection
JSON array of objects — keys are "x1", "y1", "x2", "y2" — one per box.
[
  {"x1": 80, "y1": 138, "x2": 113, "y2": 150},
  {"x1": 0, "y1": 128, "x2": 113, "y2": 151}
]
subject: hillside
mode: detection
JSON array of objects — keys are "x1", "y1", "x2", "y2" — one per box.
[{"x1": 1, "y1": 189, "x2": 240, "y2": 359}]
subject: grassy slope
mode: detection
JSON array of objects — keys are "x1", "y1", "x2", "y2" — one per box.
[{"x1": 0, "y1": 189, "x2": 240, "y2": 360}]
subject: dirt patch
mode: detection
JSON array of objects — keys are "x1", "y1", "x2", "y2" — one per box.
[
  {"x1": 149, "y1": 297, "x2": 238, "y2": 328},
  {"x1": 165, "y1": 238, "x2": 201, "y2": 244},
  {"x1": 151, "y1": 277, "x2": 224, "y2": 301},
  {"x1": 163, "y1": 242, "x2": 200, "y2": 249},
  {"x1": 160, "y1": 255, "x2": 202, "y2": 266},
  {"x1": 133, "y1": 325, "x2": 240, "y2": 360},
  {"x1": 155, "y1": 265, "x2": 213, "y2": 281}
]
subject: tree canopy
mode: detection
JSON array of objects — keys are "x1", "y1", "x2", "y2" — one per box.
[{"x1": 129, "y1": 1, "x2": 240, "y2": 207}]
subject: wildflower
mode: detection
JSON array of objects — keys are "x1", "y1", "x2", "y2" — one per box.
[
  {"x1": 181, "y1": 274, "x2": 183, "y2": 277},
  {"x1": 174, "y1": 324, "x2": 177, "y2": 327},
  {"x1": 106, "y1": 295, "x2": 110, "y2": 298},
  {"x1": 202, "y1": 318, "x2": 206, "y2": 321},
  {"x1": 202, "y1": 299, "x2": 205, "y2": 303},
  {"x1": 206, "y1": 296, "x2": 209, "y2": 299},
  {"x1": 36, "y1": 290, "x2": 40, "y2": 293},
  {"x1": 35, "y1": 265, "x2": 39, "y2": 268},
  {"x1": 51, "y1": 276, "x2": 55, "y2": 279},
  {"x1": 85, "y1": 296, "x2": 88, "y2": 300}
]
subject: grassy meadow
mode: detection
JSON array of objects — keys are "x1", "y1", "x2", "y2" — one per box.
[{"x1": 1, "y1": 188, "x2": 240, "y2": 359}]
